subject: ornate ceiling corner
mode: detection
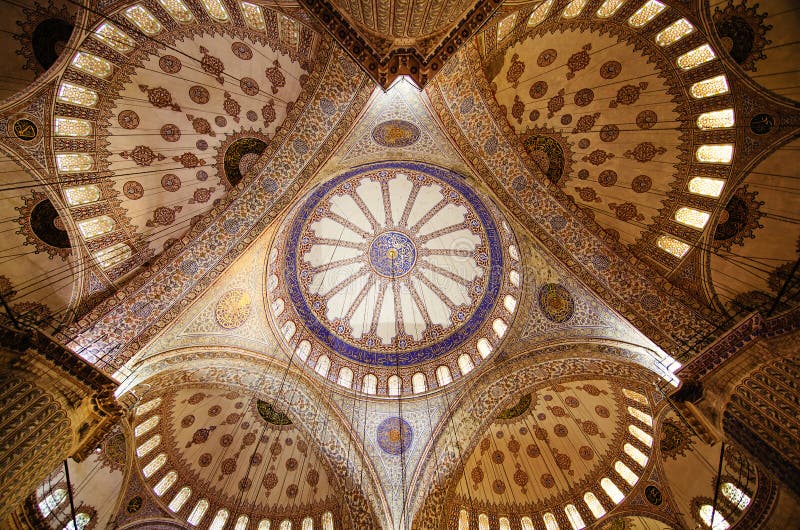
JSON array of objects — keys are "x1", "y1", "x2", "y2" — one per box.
[{"x1": 298, "y1": 0, "x2": 503, "y2": 88}]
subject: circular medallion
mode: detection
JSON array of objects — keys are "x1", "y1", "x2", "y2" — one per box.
[
  {"x1": 377, "y1": 417, "x2": 413, "y2": 455},
  {"x1": 159, "y1": 55, "x2": 182, "y2": 73},
  {"x1": 126, "y1": 496, "x2": 142, "y2": 514},
  {"x1": 273, "y1": 163, "x2": 516, "y2": 370},
  {"x1": 371, "y1": 120, "x2": 421, "y2": 147},
  {"x1": 12, "y1": 118, "x2": 38, "y2": 141},
  {"x1": 645, "y1": 485, "x2": 663, "y2": 505},
  {"x1": 215, "y1": 289, "x2": 251, "y2": 329},
  {"x1": 30, "y1": 198, "x2": 70, "y2": 249},
  {"x1": 189, "y1": 85, "x2": 210, "y2": 104},
  {"x1": 538, "y1": 283, "x2": 575, "y2": 323},
  {"x1": 117, "y1": 110, "x2": 140, "y2": 129},
  {"x1": 369, "y1": 231, "x2": 416, "y2": 277},
  {"x1": 219, "y1": 135, "x2": 269, "y2": 188},
  {"x1": 749, "y1": 113, "x2": 774, "y2": 135}
]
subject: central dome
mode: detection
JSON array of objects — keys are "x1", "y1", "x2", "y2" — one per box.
[{"x1": 268, "y1": 162, "x2": 521, "y2": 395}]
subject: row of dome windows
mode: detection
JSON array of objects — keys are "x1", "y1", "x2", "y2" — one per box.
[
  {"x1": 132, "y1": 407, "x2": 334, "y2": 530},
  {"x1": 51, "y1": 0, "x2": 302, "y2": 271},
  {"x1": 501, "y1": 0, "x2": 736, "y2": 262}
]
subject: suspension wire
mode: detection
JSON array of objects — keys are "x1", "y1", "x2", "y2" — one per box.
[{"x1": 63, "y1": 460, "x2": 79, "y2": 530}]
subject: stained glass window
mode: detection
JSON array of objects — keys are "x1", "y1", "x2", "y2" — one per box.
[
  {"x1": 699, "y1": 504, "x2": 730, "y2": 530},
  {"x1": 93, "y1": 23, "x2": 135, "y2": 53},
  {"x1": 94, "y1": 243, "x2": 132, "y2": 269},
  {"x1": 656, "y1": 18, "x2": 694, "y2": 46},
  {"x1": 412, "y1": 372, "x2": 427, "y2": 393},
  {"x1": 281, "y1": 320, "x2": 296, "y2": 340},
  {"x1": 57, "y1": 83, "x2": 97, "y2": 107},
  {"x1": 521, "y1": 517, "x2": 535, "y2": 530},
  {"x1": 142, "y1": 453, "x2": 167, "y2": 478},
  {"x1": 697, "y1": 109, "x2": 735, "y2": 130},
  {"x1": 315, "y1": 355, "x2": 330, "y2": 377},
  {"x1": 696, "y1": 144, "x2": 733, "y2": 164},
  {"x1": 158, "y1": 0, "x2": 193, "y2": 22},
  {"x1": 528, "y1": 0, "x2": 555, "y2": 27},
  {"x1": 71, "y1": 52, "x2": 113, "y2": 78},
  {"x1": 38, "y1": 488, "x2": 66, "y2": 517},
  {"x1": 627, "y1": 406, "x2": 653, "y2": 426},
  {"x1": 458, "y1": 354, "x2": 475, "y2": 375},
  {"x1": 459, "y1": 510, "x2": 469, "y2": 530},
  {"x1": 628, "y1": 0, "x2": 666, "y2": 28},
  {"x1": 362, "y1": 373, "x2": 377, "y2": 394},
  {"x1": 509, "y1": 245, "x2": 520, "y2": 260},
  {"x1": 678, "y1": 44, "x2": 716, "y2": 70},
  {"x1": 657, "y1": 235, "x2": 690, "y2": 258},
  {"x1": 622, "y1": 388, "x2": 648, "y2": 405},
  {"x1": 296, "y1": 340, "x2": 311, "y2": 361},
  {"x1": 388, "y1": 375, "x2": 401, "y2": 396},
  {"x1": 479, "y1": 513, "x2": 490, "y2": 530},
  {"x1": 563, "y1": 0, "x2": 590, "y2": 18},
  {"x1": 234, "y1": 516, "x2": 250, "y2": 530},
  {"x1": 168, "y1": 486, "x2": 191, "y2": 512},
  {"x1": 584, "y1": 492, "x2": 606, "y2": 518},
  {"x1": 259, "y1": 520, "x2": 272, "y2": 530},
  {"x1": 200, "y1": 0, "x2": 229, "y2": 21},
  {"x1": 55, "y1": 117, "x2": 92, "y2": 137},
  {"x1": 154, "y1": 470, "x2": 177, "y2": 496},
  {"x1": 56, "y1": 153, "x2": 94, "y2": 172},
  {"x1": 268, "y1": 274, "x2": 278, "y2": 291},
  {"x1": 629, "y1": 424, "x2": 653, "y2": 447},
  {"x1": 241, "y1": 2, "x2": 266, "y2": 30},
  {"x1": 477, "y1": 338, "x2": 493, "y2": 358},
  {"x1": 543, "y1": 512, "x2": 560, "y2": 530},
  {"x1": 436, "y1": 365, "x2": 453, "y2": 386},
  {"x1": 691, "y1": 75, "x2": 729, "y2": 99},
  {"x1": 124, "y1": 5, "x2": 163, "y2": 35},
  {"x1": 565, "y1": 505, "x2": 585, "y2": 529},
  {"x1": 499, "y1": 517, "x2": 511, "y2": 530},
  {"x1": 279, "y1": 521, "x2": 292, "y2": 530},
  {"x1": 77, "y1": 216, "x2": 116, "y2": 239},
  {"x1": 596, "y1": 0, "x2": 627, "y2": 18},
  {"x1": 137, "y1": 435, "x2": 161, "y2": 458},
  {"x1": 64, "y1": 513, "x2": 91, "y2": 530},
  {"x1": 509, "y1": 269, "x2": 520, "y2": 287},
  {"x1": 64, "y1": 185, "x2": 100, "y2": 206},
  {"x1": 614, "y1": 461, "x2": 638, "y2": 486},
  {"x1": 497, "y1": 13, "x2": 517, "y2": 41},
  {"x1": 302, "y1": 517, "x2": 313, "y2": 530},
  {"x1": 135, "y1": 415, "x2": 159, "y2": 437},
  {"x1": 504, "y1": 294, "x2": 517, "y2": 313},
  {"x1": 601, "y1": 477, "x2": 625, "y2": 504},
  {"x1": 721, "y1": 482, "x2": 751, "y2": 510},
  {"x1": 493, "y1": 318, "x2": 508, "y2": 337},
  {"x1": 338, "y1": 367, "x2": 353, "y2": 388},
  {"x1": 624, "y1": 443, "x2": 648, "y2": 467},
  {"x1": 187, "y1": 499, "x2": 209, "y2": 526},
  {"x1": 209, "y1": 509, "x2": 229, "y2": 530},
  {"x1": 271, "y1": 298, "x2": 285, "y2": 316},
  {"x1": 675, "y1": 207, "x2": 710, "y2": 229},
  {"x1": 322, "y1": 512, "x2": 333, "y2": 530}
]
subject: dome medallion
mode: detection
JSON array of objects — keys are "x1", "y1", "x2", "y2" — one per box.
[{"x1": 267, "y1": 162, "x2": 521, "y2": 395}]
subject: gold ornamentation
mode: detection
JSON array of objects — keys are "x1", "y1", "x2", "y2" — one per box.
[{"x1": 215, "y1": 289, "x2": 251, "y2": 329}]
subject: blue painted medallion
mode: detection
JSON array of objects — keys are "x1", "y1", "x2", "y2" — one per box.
[{"x1": 369, "y1": 231, "x2": 416, "y2": 277}]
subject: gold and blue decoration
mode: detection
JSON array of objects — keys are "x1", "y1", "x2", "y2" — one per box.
[
  {"x1": 537, "y1": 283, "x2": 575, "y2": 323},
  {"x1": 377, "y1": 416, "x2": 413, "y2": 455},
  {"x1": 371, "y1": 120, "x2": 421, "y2": 148},
  {"x1": 218, "y1": 134, "x2": 269, "y2": 189},
  {"x1": 497, "y1": 393, "x2": 532, "y2": 420},
  {"x1": 12, "y1": 118, "x2": 38, "y2": 142},
  {"x1": 256, "y1": 400, "x2": 292, "y2": 426},
  {"x1": 369, "y1": 231, "x2": 416, "y2": 277},
  {"x1": 645, "y1": 485, "x2": 663, "y2": 505}
]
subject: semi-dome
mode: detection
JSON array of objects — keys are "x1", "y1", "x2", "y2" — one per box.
[{"x1": 267, "y1": 161, "x2": 522, "y2": 396}]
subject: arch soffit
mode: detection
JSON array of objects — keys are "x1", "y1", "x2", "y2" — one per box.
[
  {"x1": 409, "y1": 345, "x2": 663, "y2": 528},
  {"x1": 125, "y1": 346, "x2": 388, "y2": 530}
]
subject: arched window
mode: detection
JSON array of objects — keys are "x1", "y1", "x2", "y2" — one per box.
[
  {"x1": 436, "y1": 365, "x2": 452, "y2": 386},
  {"x1": 655, "y1": 18, "x2": 694, "y2": 46},
  {"x1": 503, "y1": 295, "x2": 517, "y2": 313},
  {"x1": 677, "y1": 44, "x2": 716, "y2": 70},
  {"x1": 458, "y1": 509, "x2": 469, "y2": 530},
  {"x1": 168, "y1": 486, "x2": 191, "y2": 512},
  {"x1": 458, "y1": 354, "x2": 475, "y2": 375},
  {"x1": 508, "y1": 245, "x2": 520, "y2": 260},
  {"x1": 258, "y1": 520, "x2": 272, "y2": 530},
  {"x1": 142, "y1": 453, "x2": 167, "y2": 478},
  {"x1": 187, "y1": 499, "x2": 209, "y2": 526},
  {"x1": 477, "y1": 338, "x2": 493, "y2": 358},
  {"x1": 721, "y1": 482, "x2": 751, "y2": 510},
  {"x1": 338, "y1": 367, "x2": 353, "y2": 388},
  {"x1": 123, "y1": 5, "x2": 163, "y2": 35},
  {"x1": 281, "y1": 320, "x2": 296, "y2": 340},
  {"x1": 521, "y1": 516, "x2": 535, "y2": 530},
  {"x1": 562, "y1": 0, "x2": 589, "y2": 18},
  {"x1": 600, "y1": 477, "x2": 625, "y2": 504},
  {"x1": 93, "y1": 22, "x2": 135, "y2": 53},
  {"x1": 279, "y1": 520, "x2": 292, "y2": 530},
  {"x1": 362, "y1": 374, "x2": 377, "y2": 394},
  {"x1": 94, "y1": 243, "x2": 131, "y2": 269},
  {"x1": 543, "y1": 512, "x2": 559, "y2": 530},
  {"x1": 154, "y1": 470, "x2": 177, "y2": 496},
  {"x1": 493, "y1": 318, "x2": 508, "y2": 337},
  {"x1": 690, "y1": 76, "x2": 729, "y2": 99},
  {"x1": 499, "y1": 517, "x2": 511, "y2": 530},
  {"x1": 38, "y1": 488, "x2": 66, "y2": 517},
  {"x1": 688, "y1": 177, "x2": 725, "y2": 198},
  {"x1": 478, "y1": 513, "x2": 489, "y2": 530},
  {"x1": 388, "y1": 375, "x2": 402, "y2": 396},
  {"x1": 699, "y1": 504, "x2": 730, "y2": 530},
  {"x1": 158, "y1": 0, "x2": 194, "y2": 22},
  {"x1": 134, "y1": 415, "x2": 159, "y2": 437},
  {"x1": 209, "y1": 509, "x2": 229, "y2": 530},
  {"x1": 234, "y1": 515, "x2": 250, "y2": 530},
  {"x1": 629, "y1": 425, "x2": 653, "y2": 447},
  {"x1": 623, "y1": 443, "x2": 647, "y2": 467},
  {"x1": 675, "y1": 207, "x2": 710, "y2": 230},
  {"x1": 302, "y1": 517, "x2": 313, "y2": 530},
  {"x1": 315, "y1": 355, "x2": 330, "y2": 377},
  {"x1": 614, "y1": 461, "x2": 638, "y2": 486},
  {"x1": 271, "y1": 298, "x2": 285, "y2": 316},
  {"x1": 527, "y1": 0, "x2": 554, "y2": 27},
  {"x1": 627, "y1": 406, "x2": 653, "y2": 426},
  {"x1": 64, "y1": 513, "x2": 91, "y2": 530},
  {"x1": 77, "y1": 216, "x2": 116, "y2": 239},
  {"x1": 241, "y1": 1, "x2": 265, "y2": 30},
  {"x1": 412, "y1": 372, "x2": 427, "y2": 393},
  {"x1": 565, "y1": 504, "x2": 585, "y2": 530},
  {"x1": 696, "y1": 144, "x2": 733, "y2": 164},
  {"x1": 55, "y1": 118, "x2": 93, "y2": 138},
  {"x1": 584, "y1": 491, "x2": 606, "y2": 518},
  {"x1": 268, "y1": 274, "x2": 278, "y2": 291},
  {"x1": 622, "y1": 388, "x2": 648, "y2": 405},
  {"x1": 295, "y1": 340, "x2": 311, "y2": 361},
  {"x1": 597, "y1": 0, "x2": 627, "y2": 18},
  {"x1": 656, "y1": 235, "x2": 690, "y2": 258},
  {"x1": 509, "y1": 270, "x2": 520, "y2": 287},
  {"x1": 64, "y1": 184, "x2": 100, "y2": 205},
  {"x1": 697, "y1": 109, "x2": 735, "y2": 130},
  {"x1": 136, "y1": 397, "x2": 162, "y2": 416},
  {"x1": 322, "y1": 511, "x2": 333, "y2": 530}
]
